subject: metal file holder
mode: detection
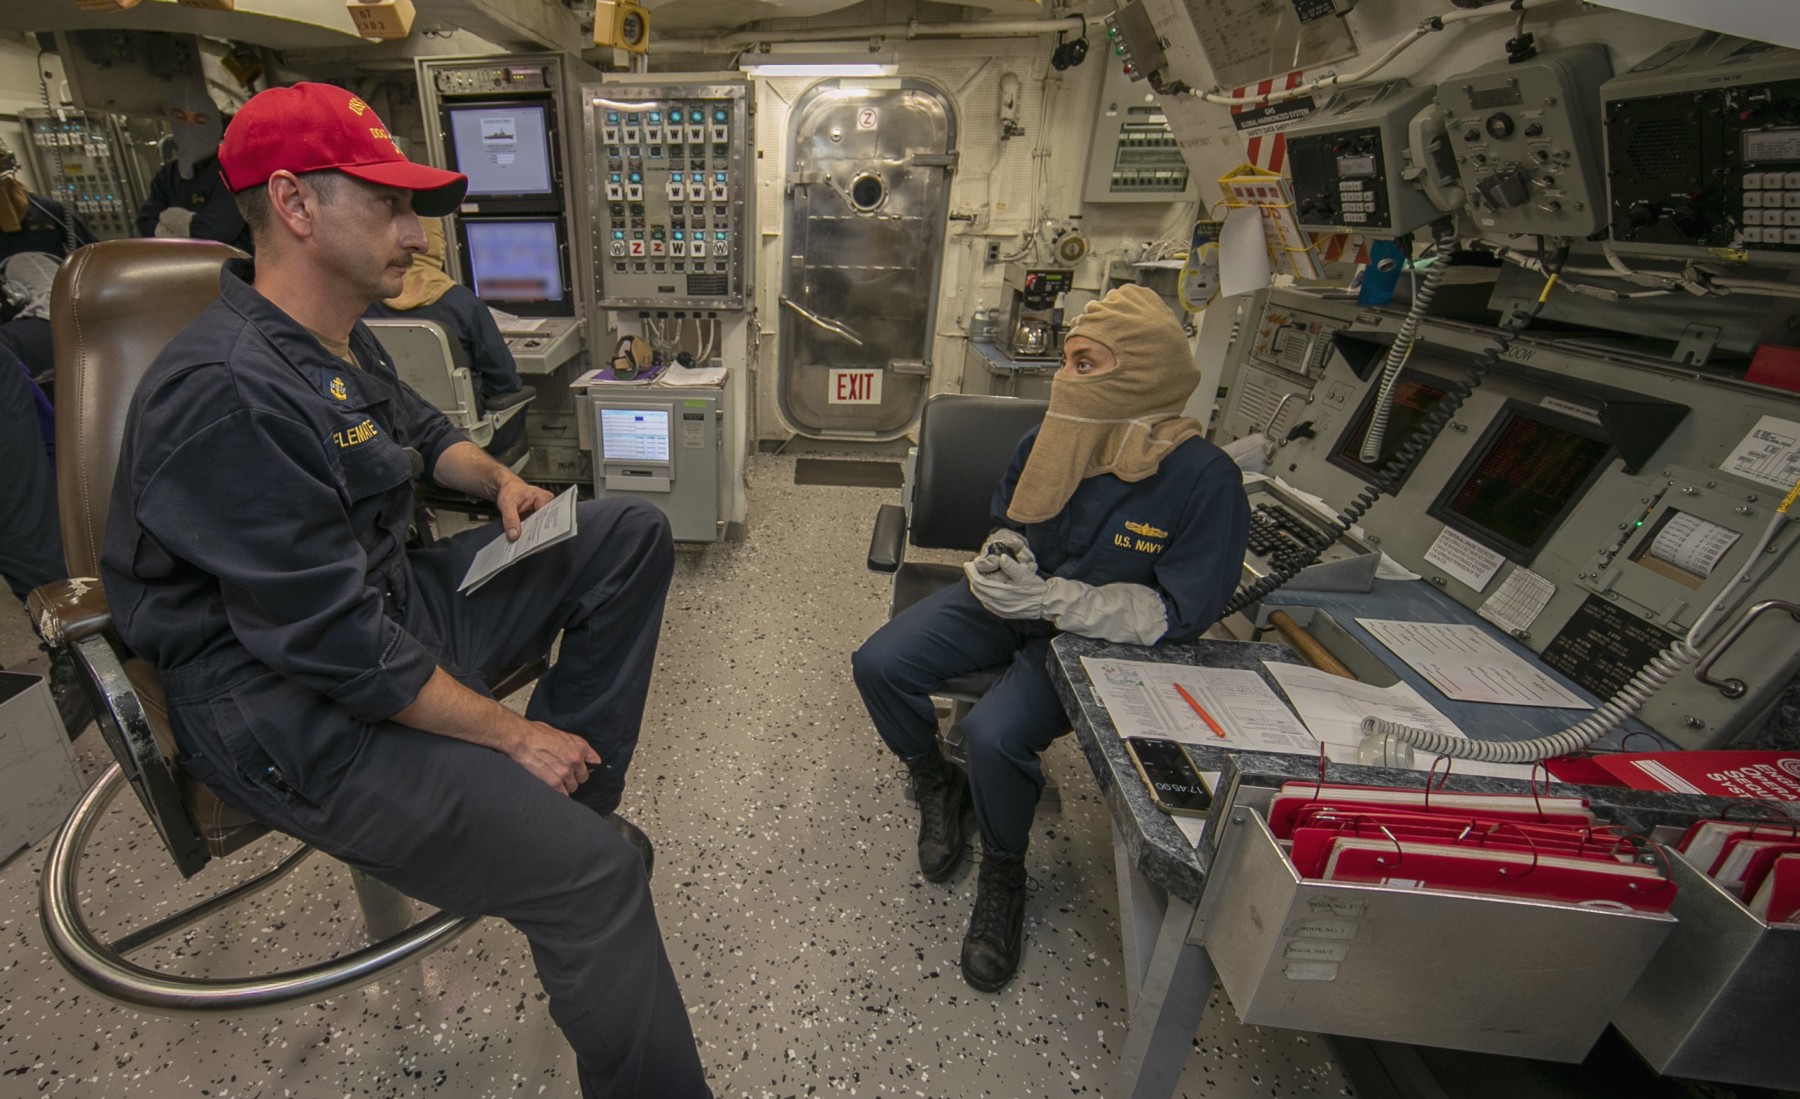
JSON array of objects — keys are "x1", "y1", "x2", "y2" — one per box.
[
  {"x1": 1196, "y1": 784, "x2": 1677, "y2": 1063},
  {"x1": 1612, "y1": 831, "x2": 1800, "y2": 1091}
]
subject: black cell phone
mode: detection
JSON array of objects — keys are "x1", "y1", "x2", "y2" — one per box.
[
  {"x1": 1124, "y1": 737, "x2": 1213, "y2": 817},
  {"x1": 985, "y1": 540, "x2": 1019, "y2": 560}
]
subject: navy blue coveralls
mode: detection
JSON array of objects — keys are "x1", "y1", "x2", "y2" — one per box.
[
  {"x1": 0, "y1": 344, "x2": 62, "y2": 601},
  {"x1": 135, "y1": 156, "x2": 253, "y2": 253},
  {"x1": 0, "y1": 194, "x2": 94, "y2": 265},
  {"x1": 365, "y1": 286, "x2": 523, "y2": 408},
  {"x1": 102, "y1": 260, "x2": 707, "y2": 1099},
  {"x1": 853, "y1": 425, "x2": 1250, "y2": 856}
]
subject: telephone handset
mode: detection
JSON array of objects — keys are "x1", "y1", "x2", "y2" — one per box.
[{"x1": 1404, "y1": 103, "x2": 1467, "y2": 215}]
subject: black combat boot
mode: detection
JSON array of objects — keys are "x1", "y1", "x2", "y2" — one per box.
[
  {"x1": 605, "y1": 812, "x2": 655, "y2": 879},
  {"x1": 902, "y1": 748, "x2": 971, "y2": 882},
  {"x1": 961, "y1": 843, "x2": 1027, "y2": 992}
]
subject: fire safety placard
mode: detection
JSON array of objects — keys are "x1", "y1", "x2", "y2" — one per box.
[{"x1": 827, "y1": 369, "x2": 883, "y2": 404}]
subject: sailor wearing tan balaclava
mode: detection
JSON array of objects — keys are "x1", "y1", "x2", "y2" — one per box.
[{"x1": 851, "y1": 282, "x2": 1250, "y2": 995}]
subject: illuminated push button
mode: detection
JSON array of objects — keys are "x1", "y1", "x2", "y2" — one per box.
[
  {"x1": 687, "y1": 180, "x2": 706, "y2": 201},
  {"x1": 606, "y1": 173, "x2": 624, "y2": 201},
  {"x1": 710, "y1": 174, "x2": 729, "y2": 202},
  {"x1": 688, "y1": 123, "x2": 706, "y2": 143},
  {"x1": 667, "y1": 173, "x2": 686, "y2": 201},
  {"x1": 603, "y1": 126, "x2": 619, "y2": 143}
]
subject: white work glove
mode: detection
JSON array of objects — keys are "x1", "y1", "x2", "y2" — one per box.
[
  {"x1": 979, "y1": 527, "x2": 1037, "y2": 572},
  {"x1": 964, "y1": 552, "x2": 1048, "y2": 619},
  {"x1": 153, "y1": 206, "x2": 196, "y2": 238},
  {"x1": 1042, "y1": 577, "x2": 1170, "y2": 645}
]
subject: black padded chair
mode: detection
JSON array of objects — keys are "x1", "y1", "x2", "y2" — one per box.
[
  {"x1": 28, "y1": 240, "x2": 542, "y2": 1012},
  {"x1": 865, "y1": 393, "x2": 1048, "y2": 739}
]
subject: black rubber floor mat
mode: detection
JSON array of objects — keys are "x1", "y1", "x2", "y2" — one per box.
[{"x1": 793, "y1": 458, "x2": 904, "y2": 488}]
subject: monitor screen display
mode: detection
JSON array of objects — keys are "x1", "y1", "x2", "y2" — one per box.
[
  {"x1": 1429, "y1": 403, "x2": 1612, "y2": 561},
  {"x1": 599, "y1": 408, "x2": 671, "y2": 463},
  {"x1": 447, "y1": 104, "x2": 554, "y2": 197},
  {"x1": 463, "y1": 219, "x2": 564, "y2": 304},
  {"x1": 1329, "y1": 370, "x2": 1451, "y2": 489}
]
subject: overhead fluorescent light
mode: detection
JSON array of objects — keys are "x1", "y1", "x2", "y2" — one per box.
[{"x1": 740, "y1": 53, "x2": 898, "y2": 78}]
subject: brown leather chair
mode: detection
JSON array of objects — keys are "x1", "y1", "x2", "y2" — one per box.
[{"x1": 27, "y1": 240, "x2": 534, "y2": 1012}]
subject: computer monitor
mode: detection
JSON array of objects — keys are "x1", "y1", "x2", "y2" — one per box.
[
  {"x1": 597, "y1": 407, "x2": 672, "y2": 464},
  {"x1": 1427, "y1": 400, "x2": 1614, "y2": 563},
  {"x1": 459, "y1": 218, "x2": 569, "y2": 316},
  {"x1": 1328, "y1": 367, "x2": 1453, "y2": 489},
  {"x1": 444, "y1": 102, "x2": 555, "y2": 198}
]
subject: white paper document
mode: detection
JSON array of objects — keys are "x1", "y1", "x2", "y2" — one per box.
[
  {"x1": 1357, "y1": 619, "x2": 1592, "y2": 710},
  {"x1": 1262, "y1": 663, "x2": 1543, "y2": 781},
  {"x1": 1722, "y1": 415, "x2": 1800, "y2": 493},
  {"x1": 1478, "y1": 566, "x2": 1556, "y2": 636},
  {"x1": 1080, "y1": 657, "x2": 1314, "y2": 753},
  {"x1": 1423, "y1": 527, "x2": 1504, "y2": 592},
  {"x1": 1648, "y1": 512, "x2": 1740, "y2": 578},
  {"x1": 458, "y1": 486, "x2": 580, "y2": 594}
]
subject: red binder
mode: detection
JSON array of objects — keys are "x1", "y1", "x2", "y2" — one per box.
[
  {"x1": 1676, "y1": 819, "x2": 1800, "y2": 877},
  {"x1": 1746, "y1": 854, "x2": 1800, "y2": 924},
  {"x1": 1713, "y1": 838, "x2": 1800, "y2": 894},
  {"x1": 1320, "y1": 836, "x2": 1677, "y2": 912},
  {"x1": 1268, "y1": 782, "x2": 1594, "y2": 839},
  {"x1": 1288, "y1": 811, "x2": 1638, "y2": 879}
]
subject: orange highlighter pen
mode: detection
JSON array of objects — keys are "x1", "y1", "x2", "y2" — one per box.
[{"x1": 1172, "y1": 682, "x2": 1227, "y2": 739}]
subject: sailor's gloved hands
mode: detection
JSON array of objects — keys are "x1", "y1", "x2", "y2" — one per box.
[
  {"x1": 973, "y1": 526, "x2": 1037, "y2": 574},
  {"x1": 964, "y1": 551, "x2": 1049, "y2": 619},
  {"x1": 153, "y1": 207, "x2": 196, "y2": 238}
]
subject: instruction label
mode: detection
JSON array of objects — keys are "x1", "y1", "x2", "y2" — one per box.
[{"x1": 1722, "y1": 415, "x2": 1800, "y2": 492}]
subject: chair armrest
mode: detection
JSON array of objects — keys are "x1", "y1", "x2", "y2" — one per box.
[
  {"x1": 487, "y1": 385, "x2": 535, "y2": 412},
  {"x1": 868, "y1": 504, "x2": 908, "y2": 573},
  {"x1": 487, "y1": 386, "x2": 534, "y2": 430},
  {"x1": 28, "y1": 578, "x2": 111, "y2": 646}
]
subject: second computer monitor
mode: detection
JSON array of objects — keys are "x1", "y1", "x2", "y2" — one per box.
[{"x1": 458, "y1": 217, "x2": 571, "y2": 317}]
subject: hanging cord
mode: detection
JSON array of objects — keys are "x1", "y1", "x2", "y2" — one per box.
[
  {"x1": 33, "y1": 49, "x2": 79, "y2": 255},
  {"x1": 1359, "y1": 238, "x2": 1448, "y2": 463},
  {"x1": 1222, "y1": 235, "x2": 1570, "y2": 619},
  {"x1": 1360, "y1": 498, "x2": 1798, "y2": 763}
]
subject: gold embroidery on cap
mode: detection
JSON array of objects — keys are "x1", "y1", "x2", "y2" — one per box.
[{"x1": 347, "y1": 97, "x2": 369, "y2": 116}]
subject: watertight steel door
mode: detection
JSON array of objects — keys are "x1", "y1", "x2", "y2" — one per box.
[{"x1": 778, "y1": 79, "x2": 956, "y2": 439}]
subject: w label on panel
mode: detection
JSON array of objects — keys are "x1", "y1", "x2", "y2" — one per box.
[{"x1": 828, "y1": 369, "x2": 883, "y2": 404}]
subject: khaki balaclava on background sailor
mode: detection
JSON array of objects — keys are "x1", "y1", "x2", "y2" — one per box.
[{"x1": 1006, "y1": 283, "x2": 1204, "y2": 524}]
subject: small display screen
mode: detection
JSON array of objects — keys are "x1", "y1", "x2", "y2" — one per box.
[
  {"x1": 1430, "y1": 404, "x2": 1613, "y2": 561},
  {"x1": 1337, "y1": 154, "x2": 1377, "y2": 177},
  {"x1": 447, "y1": 104, "x2": 553, "y2": 197},
  {"x1": 463, "y1": 219, "x2": 564, "y2": 304},
  {"x1": 1328, "y1": 371, "x2": 1450, "y2": 489},
  {"x1": 599, "y1": 408, "x2": 671, "y2": 463}
]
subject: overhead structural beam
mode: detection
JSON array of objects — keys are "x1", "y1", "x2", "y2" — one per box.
[
  {"x1": 658, "y1": 13, "x2": 1092, "y2": 54},
  {"x1": 0, "y1": 0, "x2": 367, "y2": 49},
  {"x1": 407, "y1": 0, "x2": 585, "y2": 53}
]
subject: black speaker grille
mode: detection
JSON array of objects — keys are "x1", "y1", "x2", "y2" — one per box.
[
  {"x1": 1625, "y1": 116, "x2": 1699, "y2": 187},
  {"x1": 685, "y1": 273, "x2": 728, "y2": 296}
]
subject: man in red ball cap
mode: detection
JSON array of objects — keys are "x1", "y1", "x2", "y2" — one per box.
[{"x1": 101, "y1": 83, "x2": 709, "y2": 1098}]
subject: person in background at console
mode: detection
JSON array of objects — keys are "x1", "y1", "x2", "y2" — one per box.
[
  {"x1": 136, "y1": 83, "x2": 252, "y2": 254},
  {"x1": 1, "y1": 251, "x2": 59, "y2": 394},
  {"x1": 0, "y1": 136, "x2": 94, "y2": 266},
  {"x1": 852, "y1": 284, "x2": 1250, "y2": 993},
  {"x1": 363, "y1": 216, "x2": 523, "y2": 449}
]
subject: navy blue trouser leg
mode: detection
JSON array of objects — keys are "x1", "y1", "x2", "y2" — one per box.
[
  {"x1": 169, "y1": 497, "x2": 705, "y2": 1099},
  {"x1": 0, "y1": 356, "x2": 63, "y2": 601},
  {"x1": 405, "y1": 497, "x2": 675, "y2": 817},
  {"x1": 851, "y1": 581, "x2": 1065, "y2": 856}
]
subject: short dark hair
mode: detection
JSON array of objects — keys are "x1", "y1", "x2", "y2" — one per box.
[{"x1": 234, "y1": 169, "x2": 345, "y2": 241}]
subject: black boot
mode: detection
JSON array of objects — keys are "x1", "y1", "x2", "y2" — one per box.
[
  {"x1": 605, "y1": 812, "x2": 655, "y2": 879},
  {"x1": 961, "y1": 843, "x2": 1027, "y2": 992},
  {"x1": 902, "y1": 748, "x2": 971, "y2": 882}
]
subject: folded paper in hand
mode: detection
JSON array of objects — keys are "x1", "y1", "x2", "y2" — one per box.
[{"x1": 459, "y1": 485, "x2": 580, "y2": 594}]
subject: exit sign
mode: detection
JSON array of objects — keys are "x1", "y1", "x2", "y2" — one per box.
[{"x1": 828, "y1": 369, "x2": 883, "y2": 404}]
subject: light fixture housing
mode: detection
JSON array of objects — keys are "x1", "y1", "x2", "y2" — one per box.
[{"x1": 739, "y1": 53, "x2": 898, "y2": 78}]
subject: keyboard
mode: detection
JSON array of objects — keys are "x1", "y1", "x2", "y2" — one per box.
[{"x1": 1246, "y1": 501, "x2": 1333, "y2": 574}]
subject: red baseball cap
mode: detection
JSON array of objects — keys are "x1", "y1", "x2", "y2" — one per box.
[{"x1": 218, "y1": 82, "x2": 467, "y2": 217}]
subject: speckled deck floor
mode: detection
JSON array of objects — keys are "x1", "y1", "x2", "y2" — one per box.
[{"x1": 0, "y1": 452, "x2": 1353, "y2": 1098}]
